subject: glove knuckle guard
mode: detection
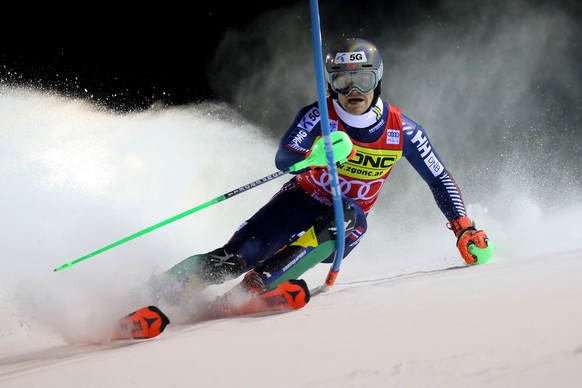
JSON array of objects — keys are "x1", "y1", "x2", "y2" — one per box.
[{"x1": 447, "y1": 216, "x2": 490, "y2": 265}]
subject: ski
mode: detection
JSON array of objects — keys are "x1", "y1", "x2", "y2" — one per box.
[
  {"x1": 112, "y1": 305, "x2": 171, "y2": 340},
  {"x1": 208, "y1": 278, "x2": 310, "y2": 318},
  {"x1": 111, "y1": 278, "x2": 310, "y2": 340}
]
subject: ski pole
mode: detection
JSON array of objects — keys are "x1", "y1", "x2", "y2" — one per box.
[
  {"x1": 53, "y1": 131, "x2": 354, "y2": 272},
  {"x1": 309, "y1": 0, "x2": 344, "y2": 288}
]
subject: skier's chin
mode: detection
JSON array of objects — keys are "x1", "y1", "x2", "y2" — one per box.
[{"x1": 344, "y1": 99, "x2": 368, "y2": 114}]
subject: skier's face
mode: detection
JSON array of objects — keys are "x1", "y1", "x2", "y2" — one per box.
[{"x1": 337, "y1": 89, "x2": 374, "y2": 115}]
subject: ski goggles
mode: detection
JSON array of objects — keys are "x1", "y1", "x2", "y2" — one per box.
[{"x1": 329, "y1": 70, "x2": 379, "y2": 95}]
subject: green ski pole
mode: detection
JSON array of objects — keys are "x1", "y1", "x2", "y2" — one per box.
[{"x1": 53, "y1": 131, "x2": 354, "y2": 272}]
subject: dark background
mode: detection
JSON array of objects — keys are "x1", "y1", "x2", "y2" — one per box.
[
  {"x1": 1, "y1": 0, "x2": 580, "y2": 114},
  {"x1": 0, "y1": 0, "x2": 442, "y2": 112}
]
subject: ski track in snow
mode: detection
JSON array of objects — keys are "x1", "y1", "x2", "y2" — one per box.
[{"x1": 1, "y1": 249, "x2": 582, "y2": 387}]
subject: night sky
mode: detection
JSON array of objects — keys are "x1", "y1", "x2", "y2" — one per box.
[
  {"x1": 0, "y1": 1, "x2": 330, "y2": 111},
  {"x1": 0, "y1": 0, "x2": 444, "y2": 112},
  {"x1": 1, "y1": 0, "x2": 580, "y2": 115}
]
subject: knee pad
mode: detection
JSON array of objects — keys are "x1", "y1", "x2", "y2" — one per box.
[
  {"x1": 164, "y1": 245, "x2": 250, "y2": 286},
  {"x1": 320, "y1": 200, "x2": 357, "y2": 240},
  {"x1": 196, "y1": 246, "x2": 250, "y2": 284}
]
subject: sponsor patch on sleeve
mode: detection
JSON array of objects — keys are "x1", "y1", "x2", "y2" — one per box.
[
  {"x1": 298, "y1": 106, "x2": 320, "y2": 131},
  {"x1": 424, "y1": 151, "x2": 444, "y2": 177},
  {"x1": 287, "y1": 128, "x2": 311, "y2": 153}
]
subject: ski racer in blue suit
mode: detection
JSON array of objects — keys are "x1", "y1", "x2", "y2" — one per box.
[{"x1": 153, "y1": 38, "x2": 492, "y2": 302}]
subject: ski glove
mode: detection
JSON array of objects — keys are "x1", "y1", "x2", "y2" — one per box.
[{"x1": 447, "y1": 216, "x2": 493, "y2": 265}]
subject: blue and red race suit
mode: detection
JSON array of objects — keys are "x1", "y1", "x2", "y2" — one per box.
[{"x1": 226, "y1": 97, "x2": 467, "y2": 267}]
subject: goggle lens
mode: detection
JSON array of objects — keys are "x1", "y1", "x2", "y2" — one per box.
[{"x1": 331, "y1": 71, "x2": 377, "y2": 95}]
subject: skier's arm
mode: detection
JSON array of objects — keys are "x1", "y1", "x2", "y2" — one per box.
[
  {"x1": 402, "y1": 114, "x2": 492, "y2": 265},
  {"x1": 401, "y1": 114, "x2": 466, "y2": 222},
  {"x1": 275, "y1": 103, "x2": 322, "y2": 173}
]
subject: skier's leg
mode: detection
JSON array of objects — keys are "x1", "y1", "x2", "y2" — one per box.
[
  {"x1": 144, "y1": 179, "x2": 327, "y2": 304},
  {"x1": 255, "y1": 199, "x2": 361, "y2": 289},
  {"x1": 227, "y1": 198, "x2": 365, "y2": 298}
]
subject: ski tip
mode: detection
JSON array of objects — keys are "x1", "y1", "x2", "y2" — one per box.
[
  {"x1": 261, "y1": 278, "x2": 310, "y2": 309},
  {"x1": 112, "y1": 305, "x2": 170, "y2": 340},
  {"x1": 147, "y1": 305, "x2": 171, "y2": 327},
  {"x1": 286, "y1": 278, "x2": 311, "y2": 304}
]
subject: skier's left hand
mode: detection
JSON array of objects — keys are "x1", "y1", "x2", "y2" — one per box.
[{"x1": 447, "y1": 216, "x2": 492, "y2": 265}]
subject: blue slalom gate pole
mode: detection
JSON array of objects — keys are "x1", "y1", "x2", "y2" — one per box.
[{"x1": 308, "y1": 0, "x2": 345, "y2": 286}]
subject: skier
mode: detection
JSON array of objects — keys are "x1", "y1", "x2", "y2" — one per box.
[{"x1": 149, "y1": 37, "x2": 492, "y2": 304}]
